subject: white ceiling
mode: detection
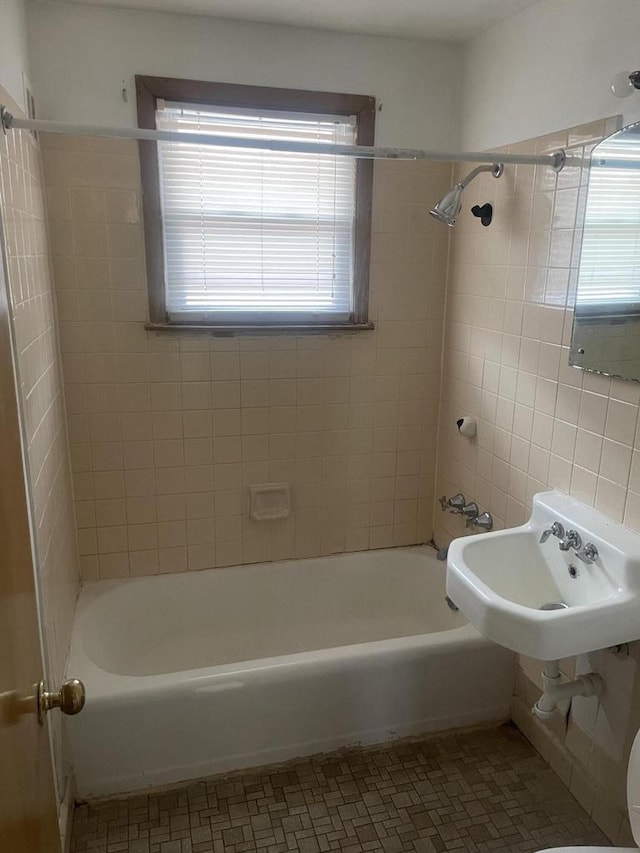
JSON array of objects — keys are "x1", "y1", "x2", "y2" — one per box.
[{"x1": 57, "y1": 0, "x2": 541, "y2": 41}]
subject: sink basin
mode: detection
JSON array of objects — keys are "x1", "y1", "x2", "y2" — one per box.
[{"x1": 446, "y1": 490, "x2": 640, "y2": 660}]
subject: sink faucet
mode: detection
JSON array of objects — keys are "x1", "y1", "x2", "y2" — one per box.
[
  {"x1": 542, "y1": 522, "x2": 599, "y2": 563},
  {"x1": 559, "y1": 529, "x2": 582, "y2": 552}
]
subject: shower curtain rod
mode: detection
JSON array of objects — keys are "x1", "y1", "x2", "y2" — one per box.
[{"x1": 1, "y1": 107, "x2": 576, "y2": 170}]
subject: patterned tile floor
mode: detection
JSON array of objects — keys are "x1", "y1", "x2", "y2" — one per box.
[{"x1": 71, "y1": 724, "x2": 607, "y2": 853}]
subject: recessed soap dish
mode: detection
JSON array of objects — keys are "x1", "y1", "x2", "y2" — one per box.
[{"x1": 249, "y1": 483, "x2": 291, "y2": 521}]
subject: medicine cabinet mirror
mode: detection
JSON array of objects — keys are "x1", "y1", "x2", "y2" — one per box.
[{"x1": 571, "y1": 120, "x2": 640, "y2": 382}]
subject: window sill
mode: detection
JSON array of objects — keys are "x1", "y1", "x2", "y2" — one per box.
[{"x1": 144, "y1": 322, "x2": 375, "y2": 336}]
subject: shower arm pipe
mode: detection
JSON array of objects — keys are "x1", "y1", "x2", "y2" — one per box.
[
  {"x1": 458, "y1": 163, "x2": 503, "y2": 187},
  {"x1": 0, "y1": 107, "x2": 577, "y2": 171}
]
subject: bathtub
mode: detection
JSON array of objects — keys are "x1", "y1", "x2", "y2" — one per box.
[{"x1": 66, "y1": 545, "x2": 515, "y2": 798}]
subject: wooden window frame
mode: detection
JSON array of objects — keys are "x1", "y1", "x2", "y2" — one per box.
[{"x1": 135, "y1": 75, "x2": 375, "y2": 333}]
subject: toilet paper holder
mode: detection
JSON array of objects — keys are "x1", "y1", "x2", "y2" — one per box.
[{"x1": 456, "y1": 416, "x2": 477, "y2": 438}]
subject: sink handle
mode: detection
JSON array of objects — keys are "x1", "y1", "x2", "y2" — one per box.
[
  {"x1": 540, "y1": 521, "x2": 565, "y2": 544},
  {"x1": 576, "y1": 542, "x2": 599, "y2": 564}
]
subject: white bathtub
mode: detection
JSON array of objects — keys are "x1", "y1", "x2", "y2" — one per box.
[{"x1": 67, "y1": 546, "x2": 514, "y2": 798}]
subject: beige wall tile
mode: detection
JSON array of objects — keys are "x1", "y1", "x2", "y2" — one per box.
[
  {"x1": 1, "y1": 116, "x2": 80, "y2": 806},
  {"x1": 434, "y1": 120, "x2": 640, "y2": 827},
  {"x1": 43, "y1": 137, "x2": 451, "y2": 579}
]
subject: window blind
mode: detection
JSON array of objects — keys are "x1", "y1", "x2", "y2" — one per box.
[
  {"x1": 156, "y1": 102, "x2": 357, "y2": 321},
  {"x1": 577, "y1": 135, "x2": 640, "y2": 313}
]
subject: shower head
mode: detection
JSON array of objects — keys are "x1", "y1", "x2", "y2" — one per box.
[
  {"x1": 429, "y1": 184, "x2": 465, "y2": 227},
  {"x1": 430, "y1": 162, "x2": 503, "y2": 227}
]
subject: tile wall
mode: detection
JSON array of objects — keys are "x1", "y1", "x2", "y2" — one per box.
[
  {"x1": 0, "y1": 87, "x2": 80, "y2": 803},
  {"x1": 433, "y1": 117, "x2": 640, "y2": 842},
  {"x1": 42, "y1": 133, "x2": 451, "y2": 579}
]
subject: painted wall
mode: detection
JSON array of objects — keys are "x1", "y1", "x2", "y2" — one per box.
[
  {"x1": 27, "y1": 0, "x2": 462, "y2": 150},
  {"x1": 0, "y1": 0, "x2": 29, "y2": 110},
  {"x1": 461, "y1": 0, "x2": 640, "y2": 151}
]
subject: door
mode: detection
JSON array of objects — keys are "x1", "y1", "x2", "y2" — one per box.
[{"x1": 0, "y1": 229, "x2": 60, "y2": 851}]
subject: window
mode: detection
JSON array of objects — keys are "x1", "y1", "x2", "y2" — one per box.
[{"x1": 136, "y1": 76, "x2": 375, "y2": 330}]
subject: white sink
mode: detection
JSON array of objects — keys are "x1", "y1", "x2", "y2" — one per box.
[{"x1": 446, "y1": 490, "x2": 640, "y2": 660}]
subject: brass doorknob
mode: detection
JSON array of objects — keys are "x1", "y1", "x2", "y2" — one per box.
[{"x1": 37, "y1": 679, "x2": 86, "y2": 724}]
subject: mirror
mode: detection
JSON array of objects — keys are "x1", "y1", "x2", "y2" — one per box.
[{"x1": 571, "y1": 120, "x2": 640, "y2": 382}]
